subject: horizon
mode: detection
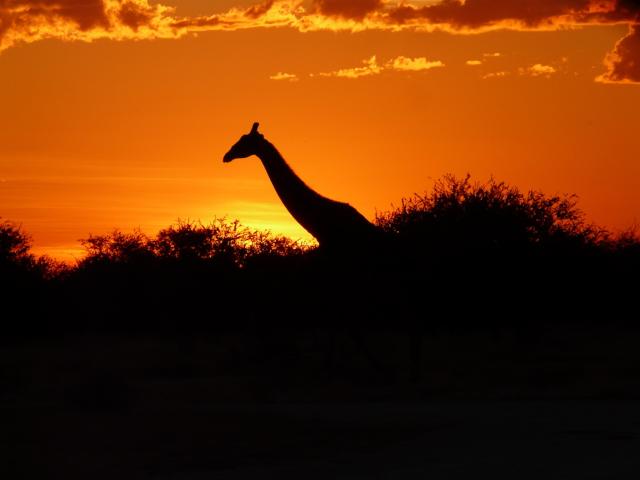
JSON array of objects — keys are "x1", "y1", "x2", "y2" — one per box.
[{"x1": 2, "y1": 0, "x2": 639, "y2": 262}]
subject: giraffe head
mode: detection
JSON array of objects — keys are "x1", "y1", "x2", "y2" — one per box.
[{"x1": 223, "y1": 122, "x2": 265, "y2": 163}]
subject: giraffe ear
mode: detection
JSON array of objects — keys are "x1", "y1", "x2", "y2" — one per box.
[{"x1": 251, "y1": 122, "x2": 260, "y2": 134}]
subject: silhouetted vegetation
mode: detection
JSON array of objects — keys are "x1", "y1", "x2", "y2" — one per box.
[
  {"x1": 1, "y1": 177, "x2": 638, "y2": 340},
  {"x1": 374, "y1": 176, "x2": 638, "y2": 328},
  {"x1": 376, "y1": 175, "x2": 608, "y2": 253},
  {"x1": 79, "y1": 218, "x2": 307, "y2": 268},
  {"x1": 1, "y1": 220, "x2": 66, "y2": 339},
  {"x1": 0, "y1": 176, "x2": 638, "y2": 401}
]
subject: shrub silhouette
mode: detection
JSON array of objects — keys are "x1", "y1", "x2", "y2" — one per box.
[
  {"x1": 0, "y1": 219, "x2": 64, "y2": 338},
  {"x1": 152, "y1": 218, "x2": 307, "y2": 265},
  {"x1": 0, "y1": 219, "x2": 65, "y2": 280},
  {"x1": 78, "y1": 218, "x2": 307, "y2": 269},
  {"x1": 1, "y1": 219, "x2": 34, "y2": 266},
  {"x1": 1, "y1": 176, "x2": 638, "y2": 339},
  {"x1": 375, "y1": 175, "x2": 607, "y2": 256},
  {"x1": 80, "y1": 229, "x2": 154, "y2": 265}
]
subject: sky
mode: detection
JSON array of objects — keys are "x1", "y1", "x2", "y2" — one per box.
[{"x1": 1, "y1": 0, "x2": 639, "y2": 261}]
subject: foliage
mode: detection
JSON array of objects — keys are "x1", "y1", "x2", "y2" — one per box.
[
  {"x1": 78, "y1": 218, "x2": 308, "y2": 268},
  {"x1": 80, "y1": 229, "x2": 154, "y2": 265},
  {"x1": 0, "y1": 219, "x2": 33, "y2": 264},
  {"x1": 375, "y1": 175, "x2": 609, "y2": 255},
  {"x1": 1, "y1": 176, "x2": 639, "y2": 339},
  {"x1": 0, "y1": 219, "x2": 70, "y2": 281}
]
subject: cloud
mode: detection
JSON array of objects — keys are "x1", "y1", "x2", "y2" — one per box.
[
  {"x1": 480, "y1": 63, "x2": 558, "y2": 79},
  {"x1": 315, "y1": 55, "x2": 444, "y2": 78},
  {"x1": 482, "y1": 71, "x2": 509, "y2": 79},
  {"x1": 597, "y1": 23, "x2": 640, "y2": 83},
  {"x1": 170, "y1": 0, "x2": 302, "y2": 31},
  {"x1": 466, "y1": 60, "x2": 483, "y2": 65},
  {"x1": 269, "y1": 72, "x2": 298, "y2": 81},
  {"x1": 383, "y1": 1, "x2": 616, "y2": 31},
  {"x1": 390, "y1": 56, "x2": 445, "y2": 71},
  {"x1": 522, "y1": 63, "x2": 558, "y2": 77},
  {"x1": 317, "y1": 55, "x2": 382, "y2": 78},
  {"x1": 0, "y1": 1, "x2": 639, "y2": 84},
  {"x1": 311, "y1": 0, "x2": 382, "y2": 20},
  {"x1": 0, "y1": 0, "x2": 181, "y2": 52}
]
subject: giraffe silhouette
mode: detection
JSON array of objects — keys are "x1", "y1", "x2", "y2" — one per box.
[
  {"x1": 223, "y1": 122, "x2": 382, "y2": 251},
  {"x1": 223, "y1": 122, "x2": 394, "y2": 377}
]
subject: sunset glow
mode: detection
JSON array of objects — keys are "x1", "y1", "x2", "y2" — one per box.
[{"x1": 1, "y1": 0, "x2": 639, "y2": 261}]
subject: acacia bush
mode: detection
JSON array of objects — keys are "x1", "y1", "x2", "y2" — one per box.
[
  {"x1": 375, "y1": 175, "x2": 609, "y2": 256},
  {"x1": 78, "y1": 218, "x2": 308, "y2": 269},
  {"x1": 0, "y1": 219, "x2": 63, "y2": 280},
  {"x1": 380, "y1": 176, "x2": 639, "y2": 330},
  {"x1": 0, "y1": 219, "x2": 63, "y2": 338},
  {"x1": 0, "y1": 219, "x2": 33, "y2": 265}
]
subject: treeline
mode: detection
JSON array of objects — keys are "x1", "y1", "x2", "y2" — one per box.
[{"x1": 1, "y1": 175, "x2": 638, "y2": 339}]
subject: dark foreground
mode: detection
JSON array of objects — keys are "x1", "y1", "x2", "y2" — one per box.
[
  {"x1": 3, "y1": 327, "x2": 640, "y2": 479},
  {"x1": 2, "y1": 177, "x2": 639, "y2": 478},
  {"x1": 8, "y1": 400, "x2": 640, "y2": 479}
]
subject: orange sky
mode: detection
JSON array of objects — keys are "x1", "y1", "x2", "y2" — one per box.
[{"x1": 1, "y1": 1, "x2": 639, "y2": 261}]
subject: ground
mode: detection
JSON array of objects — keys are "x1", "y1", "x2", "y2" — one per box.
[{"x1": 2, "y1": 328, "x2": 640, "y2": 479}]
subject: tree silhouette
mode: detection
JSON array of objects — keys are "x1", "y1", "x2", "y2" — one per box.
[
  {"x1": 375, "y1": 175, "x2": 608, "y2": 255},
  {"x1": 0, "y1": 219, "x2": 32, "y2": 265},
  {"x1": 0, "y1": 176, "x2": 638, "y2": 341}
]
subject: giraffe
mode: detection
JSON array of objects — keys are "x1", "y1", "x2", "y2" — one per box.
[
  {"x1": 222, "y1": 122, "x2": 381, "y2": 251},
  {"x1": 223, "y1": 122, "x2": 394, "y2": 377}
]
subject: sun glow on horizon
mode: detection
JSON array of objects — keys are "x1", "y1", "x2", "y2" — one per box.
[{"x1": 26, "y1": 201, "x2": 316, "y2": 263}]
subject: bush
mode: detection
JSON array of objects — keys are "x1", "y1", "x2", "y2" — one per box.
[
  {"x1": 77, "y1": 218, "x2": 308, "y2": 269},
  {"x1": 2, "y1": 176, "x2": 639, "y2": 337},
  {"x1": 375, "y1": 175, "x2": 609, "y2": 257},
  {"x1": 0, "y1": 219, "x2": 33, "y2": 265}
]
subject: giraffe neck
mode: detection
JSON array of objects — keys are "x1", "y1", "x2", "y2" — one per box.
[{"x1": 255, "y1": 140, "x2": 327, "y2": 237}]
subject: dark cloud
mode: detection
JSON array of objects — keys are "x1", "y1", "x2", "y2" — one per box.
[
  {"x1": 3, "y1": 0, "x2": 110, "y2": 31},
  {"x1": 0, "y1": 0, "x2": 639, "y2": 84},
  {"x1": 171, "y1": 15, "x2": 221, "y2": 29},
  {"x1": 244, "y1": 0, "x2": 274, "y2": 19},
  {"x1": 117, "y1": 1, "x2": 155, "y2": 30},
  {"x1": 312, "y1": 0, "x2": 383, "y2": 20},
  {"x1": 379, "y1": 0, "x2": 640, "y2": 83},
  {"x1": 387, "y1": 1, "x2": 596, "y2": 29},
  {"x1": 0, "y1": 1, "x2": 183, "y2": 52},
  {"x1": 600, "y1": 23, "x2": 640, "y2": 83},
  {"x1": 617, "y1": 0, "x2": 640, "y2": 17}
]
